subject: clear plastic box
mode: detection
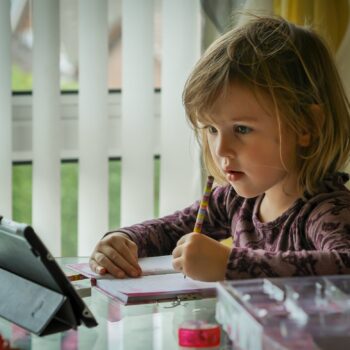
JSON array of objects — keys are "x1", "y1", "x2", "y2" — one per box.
[{"x1": 215, "y1": 275, "x2": 350, "y2": 350}]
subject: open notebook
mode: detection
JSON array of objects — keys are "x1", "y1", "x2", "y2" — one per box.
[{"x1": 67, "y1": 255, "x2": 217, "y2": 304}]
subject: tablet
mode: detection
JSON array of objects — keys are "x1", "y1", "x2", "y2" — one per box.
[{"x1": 0, "y1": 216, "x2": 98, "y2": 335}]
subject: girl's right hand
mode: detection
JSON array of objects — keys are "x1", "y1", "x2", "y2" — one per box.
[{"x1": 89, "y1": 232, "x2": 142, "y2": 278}]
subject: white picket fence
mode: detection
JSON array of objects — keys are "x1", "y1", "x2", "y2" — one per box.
[{"x1": 0, "y1": 0, "x2": 202, "y2": 256}]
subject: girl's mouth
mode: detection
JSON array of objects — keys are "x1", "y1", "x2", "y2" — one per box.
[{"x1": 226, "y1": 170, "x2": 244, "y2": 182}]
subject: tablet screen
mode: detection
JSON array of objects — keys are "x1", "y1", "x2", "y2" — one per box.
[{"x1": 0, "y1": 217, "x2": 97, "y2": 329}]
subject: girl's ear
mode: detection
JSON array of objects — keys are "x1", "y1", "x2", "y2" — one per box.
[
  {"x1": 298, "y1": 104, "x2": 323, "y2": 147},
  {"x1": 298, "y1": 131, "x2": 311, "y2": 147}
]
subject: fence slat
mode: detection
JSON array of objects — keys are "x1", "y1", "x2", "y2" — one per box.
[
  {"x1": 78, "y1": 0, "x2": 109, "y2": 255},
  {"x1": 0, "y1": 0, "x2": 12, "y2": 219},
  {"x1": 9, "y1": 1, "x2": 204, "y2": 256},
  {"x1": 121, "y1": 0, "x2": 155, "y2": 226},
  {"x1": 159, "y1": 0, "x2": 202, "y2": 216},
  {"x1": 32, "y1": 0, "x2": 61, "y2": 255}
]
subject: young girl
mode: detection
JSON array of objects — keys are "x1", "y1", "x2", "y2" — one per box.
[{"x1": 90, "y1": 15, "x2": 350, "y2": 282}]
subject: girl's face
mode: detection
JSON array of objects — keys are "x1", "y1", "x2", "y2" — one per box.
[{"x1": 205, "y1": 83, "x2": 298, "y2": 200}]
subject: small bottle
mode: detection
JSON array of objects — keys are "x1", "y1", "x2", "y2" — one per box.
[{"x1": 178, "y1": 320, "x2": 221, "y2": 350}]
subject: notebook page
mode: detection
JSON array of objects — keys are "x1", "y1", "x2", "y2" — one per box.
[
  {"x1": 138, "y1": 255, "x2": 175, "y2": 275},
  {"x1": 66, "y1": 255, "x2": 175, "y2": 279}
]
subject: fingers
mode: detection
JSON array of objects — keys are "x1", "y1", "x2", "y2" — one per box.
[
  {"x1": 172, "y1": 244, "x2": 184, "y2": 273},
  {"x1": 89, "y1": 233, "x2": 142, "y2": 278},
  {"x1": 172, "y1": 255, "x2": 184, "y2": 273},
  {"x1": 176, "y1": 235, "x2": 187, "y2": 247},
  {"x1": 89, "y1": 258, "x2": 107, "y2": 275},
  {"x1": 112, "y1": 238, "x2": 141, "y2": 271},
  {"x1": 172, "y1": 243, "x2": 182, "y2": 259},
  {"x1": 171, "y1": 233, "x2": 201, "y2": 276},
  {"x1": 90, "y1": 252, "x2": 140, "y2": 278},
  {"x1": 90, "y1": 251, "x2": 140, "y2": 278},
  {"x1": 91, "y1": 251, "x2": 128, "y2": 278},
  {"x1": 173, "y1": 233, "x2": 192, "y2": 259},
  {"x1": 172, "y1": 233, "x2": 193, "y2": 273}
]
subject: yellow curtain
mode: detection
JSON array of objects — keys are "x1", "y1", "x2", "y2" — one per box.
[{"x1": 273, "y1": 0, "x2": 349, "y2": 53}]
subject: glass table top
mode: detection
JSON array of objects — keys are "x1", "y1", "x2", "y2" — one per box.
[{"x1": 0, "y1": 257, "x2": 232, "y2": 350}]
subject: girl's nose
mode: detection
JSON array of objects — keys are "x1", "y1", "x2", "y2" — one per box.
[{"x1": 215, "y1": 133, "x2": 234, "y2": 158}]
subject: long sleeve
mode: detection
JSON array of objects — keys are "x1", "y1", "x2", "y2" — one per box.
[
  {"x1": 225, "y1": 194, "x2": 350, "y2": 279},
  {"x1": 115, "y1": 185, "x2": 234, "y2": 257},
  {"x1": 225, "y1": 248, "x2": 350, "y2": 279}
]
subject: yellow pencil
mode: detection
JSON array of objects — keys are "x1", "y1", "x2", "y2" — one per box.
[
  {"x1": 183, "y1": 175, "x2": 214, "y2": 279},
  {"x1": 193, "y1": 175, "x2": 214, "y2": 233}
]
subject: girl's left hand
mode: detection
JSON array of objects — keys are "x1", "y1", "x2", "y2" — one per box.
[{"x1": 172, "y1": 233, "x2": 231, "y2": 281}]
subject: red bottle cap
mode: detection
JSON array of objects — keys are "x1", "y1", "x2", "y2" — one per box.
[{"x1": 178, "y1": 320, "x2": 220, "y2": 348}]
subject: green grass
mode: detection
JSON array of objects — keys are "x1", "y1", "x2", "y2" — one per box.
[
  {"x1": 61, "y1": 162, "x2": 78, "y2": 256},
  {"x1": 12, "y1": 163, "x2": 32, "y2": 224},
  {"x1": 12, "y1": 65, "x2": 33, "y2": 91},
  {"x1": 12, "y1": 64, "x2": 78, "y2": 92},
  {"x1": 12, "y1": 158, "x2": 160, "y2": 257}
]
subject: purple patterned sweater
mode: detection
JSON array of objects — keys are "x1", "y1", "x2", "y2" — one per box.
[{"x1": 114, "y1": 173, "x2": 350, "y2": 280}]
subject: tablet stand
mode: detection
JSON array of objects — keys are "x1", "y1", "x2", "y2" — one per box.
[{"x1": 0, "y1": 267, "x2": 77, "y2": 336}]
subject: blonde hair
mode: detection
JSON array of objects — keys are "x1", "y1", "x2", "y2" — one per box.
[{"x1": 183, "y1": 15, "x2": 350, "y2": 195}]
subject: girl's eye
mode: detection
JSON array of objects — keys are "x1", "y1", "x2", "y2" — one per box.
[
  {"x1": 234, "y1": 125, "x2": 252, "y2": 134},
  {"x1": 207, "y1": 126, "x2": 217, "y2": 134}
]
